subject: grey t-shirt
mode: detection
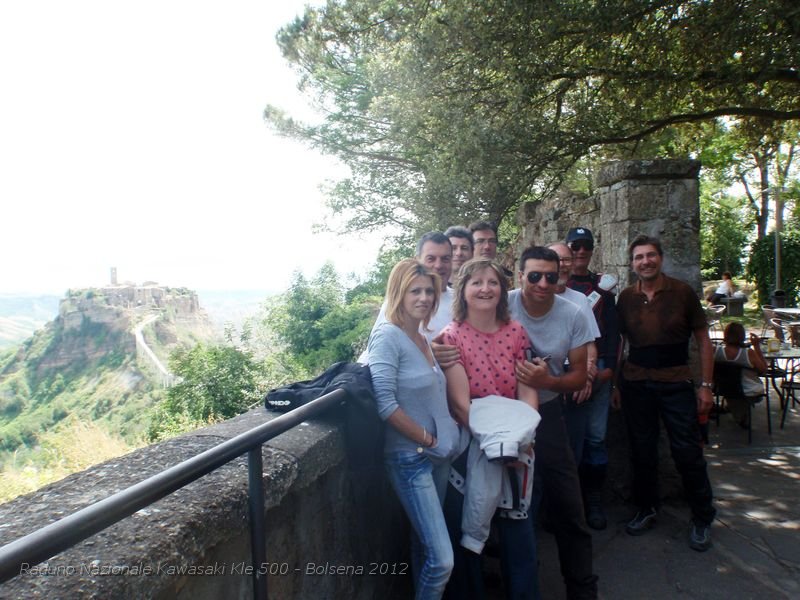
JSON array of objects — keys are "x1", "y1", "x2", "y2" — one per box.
[{"x1": 508, "y1": 290, "x2": 596, "y2": 404}]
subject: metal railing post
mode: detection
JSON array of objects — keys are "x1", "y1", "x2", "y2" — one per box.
[{"x1": 248, "y1": 447, "x2": 267, "y2": 600}]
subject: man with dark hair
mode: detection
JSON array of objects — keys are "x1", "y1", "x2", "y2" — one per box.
[
  {"x1": 468, "y1": 220, "x2": 499, "y2": 260},
  {"x1": 563, "y1": 226, "x2": 620, "y2": 530},
  {"x1": 613, "y1": 234, "x2": 716, "y2": 552},
  {"x1": 510, "y1": 245, "x2": 599, "y2": 600},
  {"x1": 445, "y1": 226, "x2": 474, "y2": 285}
]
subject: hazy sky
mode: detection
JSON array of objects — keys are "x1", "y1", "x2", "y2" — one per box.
[{"x1": 1, "y1": 1, "x2": 385, "y2": 295}]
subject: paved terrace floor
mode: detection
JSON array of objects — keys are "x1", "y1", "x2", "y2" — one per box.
[{"x1": 535, "y1": 390, "x2": 800, "y2": 600}]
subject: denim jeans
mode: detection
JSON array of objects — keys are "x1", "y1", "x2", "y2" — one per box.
[
  {"x1": 620, "y1": 378, "x2": 716, "y2": 525},
  {"x1": 385, "y1": 451, "x2": 454, "y2": 599},
  {"x1": 563, "y1": 359, "x2": 611, "y2": 467}
]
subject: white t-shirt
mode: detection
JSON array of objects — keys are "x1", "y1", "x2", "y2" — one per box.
[{"x1": 559, "y1": 287, "x2": 601, "y2": 339}]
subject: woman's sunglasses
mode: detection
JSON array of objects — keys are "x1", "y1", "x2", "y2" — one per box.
[{"x1": 527, "y1": 271, "x2": 560, "y2": 285}]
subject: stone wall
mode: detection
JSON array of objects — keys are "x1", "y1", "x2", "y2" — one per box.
[
  {"x1": 514, "y1": 158, "x2": 703, "y2": 294},
  {"x1": 0, "y1": 408, "x2": 410, "y2": 599}
]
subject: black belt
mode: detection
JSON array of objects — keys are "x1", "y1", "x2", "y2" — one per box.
[{"x1": 628, "y1": 342, "x2": 688, "y2": 368}]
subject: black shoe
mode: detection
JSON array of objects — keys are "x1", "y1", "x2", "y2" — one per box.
[
  {"x1": 689, "y1": 521, "x2": 712, "y2": 552},
  {"x1": 625, "y1": 507, "x2": 657, "y2": 536}
]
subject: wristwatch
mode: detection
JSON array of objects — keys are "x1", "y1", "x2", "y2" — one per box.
[{"x1": 699, "y1": 382, "x2": 713, "y2": 389}]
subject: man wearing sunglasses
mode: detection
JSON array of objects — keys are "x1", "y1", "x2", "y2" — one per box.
[
  {"x1": 509, "y1": 246, "x2": 598, "y2": 600},
  {"x1": 564, "y1": 227, "x2": 621, "y2": 532}
]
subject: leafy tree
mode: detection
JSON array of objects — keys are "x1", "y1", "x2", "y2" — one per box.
[
  {"x1": 699, "y1": 188, "x2": 751, "y2": 278},
  {"x1": 345, "y1": 245, "x2": 412, "y2": 301},
  {"x1": 156, "y1": 343, "x2": 264, "y2": 428},
  {"x1": 264, "y1": 262, "x2": 377, "y2": 372},
  {"x1": 746, "y1": 228, "x2": 800, "y2": 305},
  {"x1": 267, "y1": 0, "x2": 800, "y2": 236}
]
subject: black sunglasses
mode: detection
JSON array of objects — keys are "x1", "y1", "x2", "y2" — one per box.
[
  {"x1": 527, "y1": 271, "x2": 560, "y2": 285},
  {"x1": 569, "y1": 240, "x2": 594, "y2": 251}
]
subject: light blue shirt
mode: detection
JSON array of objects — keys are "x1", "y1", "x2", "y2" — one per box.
[{"x1": 367, "y1": 321, "x2": 459, "y2": 458}]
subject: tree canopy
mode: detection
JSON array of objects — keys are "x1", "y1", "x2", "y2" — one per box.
[{"x1": 267, "y1": 0, "x2": 800, "y2": 236}]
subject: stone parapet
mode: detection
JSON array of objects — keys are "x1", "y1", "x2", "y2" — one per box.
[{"x1": 0, "y1": 408, "x2": 408, "y2": 599}]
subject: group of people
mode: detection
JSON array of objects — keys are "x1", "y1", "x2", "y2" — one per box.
[{"x1": 364, "y1": 223, "x2": 717, "y2": 600}]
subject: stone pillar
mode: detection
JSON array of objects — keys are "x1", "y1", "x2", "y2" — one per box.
[
  {"x1": 595, "y1": 159, "x2": 702, "y2": 294},
  {"x1": 515, "y1": 159, "x2": 702, "y2": 294}
]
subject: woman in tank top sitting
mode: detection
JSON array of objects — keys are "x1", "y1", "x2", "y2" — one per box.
[{"x1": 714, "y1": 322, "x2": 767, "y2": 428}]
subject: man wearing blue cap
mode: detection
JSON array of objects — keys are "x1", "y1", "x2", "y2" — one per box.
[{"x1": 564, "y1": 226, "x2": 620, "y2": 530}]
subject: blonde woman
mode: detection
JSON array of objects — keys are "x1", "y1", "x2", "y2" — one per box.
[{"x1": 368, "y1": 258, "x2": 461, "y2": 599}]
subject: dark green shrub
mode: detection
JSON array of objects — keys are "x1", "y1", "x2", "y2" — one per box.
[{"x1": 746, "y1": 229, "x2": 800, "y2": 305}]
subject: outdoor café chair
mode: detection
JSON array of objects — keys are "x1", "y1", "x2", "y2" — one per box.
[
  {"x1": 713, "y1": 361, "x2": 769, "y2": 444},
  {"x1": 760, "y1": 305, "x2": 776, "y2": 338},
  {"x1": 781, "y1": 361, "x2": 800, "y2": 429}
]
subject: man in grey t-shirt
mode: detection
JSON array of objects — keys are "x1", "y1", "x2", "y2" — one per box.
[{"x1": 511, "y1": 246, "x2": 598, "y2": 600}]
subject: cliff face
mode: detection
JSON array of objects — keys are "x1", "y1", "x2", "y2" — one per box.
[{"x1": 0, "y1": 285, "x2": 217, "y2": 451}]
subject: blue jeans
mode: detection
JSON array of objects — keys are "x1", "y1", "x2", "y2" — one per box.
[
  {"x1": 563, "y1": 359, "x2": 611, "y2": 467},
  {"x1": 385, "y1": 451, "x2": 454, "y2": 599}
]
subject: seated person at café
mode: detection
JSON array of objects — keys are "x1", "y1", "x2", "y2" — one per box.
[
  {"x1": 707, "y1": 272, "x2": 735, "y2": 305},
  {"x1": 713, "y1": 322, "x2": 767, "y2": 428}
]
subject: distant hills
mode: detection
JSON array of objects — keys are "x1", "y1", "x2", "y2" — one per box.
[
  {"x1": 0, "y1": 285, "x2": 218, "y2": 456},
  {"x1": 0, "y1": 290, "x2": 272, "y2": 350},
  {"x1": 0, "y1": 295, "x2": 60, "y2": 349}
]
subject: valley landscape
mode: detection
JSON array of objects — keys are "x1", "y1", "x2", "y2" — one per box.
[{"x1": 0, "y1": 284, "x2": 268, "y2": 501}]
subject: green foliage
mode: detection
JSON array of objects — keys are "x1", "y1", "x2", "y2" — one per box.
[
  {"x1": 699, "y1": 188, "x2": 751, "y2": 277},
  {"x1": 746, "y1": 228, "x2": 800, "y2": 305},
  {"x1": 0, "y1": 418, "x2": 133, "y2": 503},
  {"x1": 345, "y1": 245, "x2": 411, "y2": 301},
  {"x1": 268, "y1": 0, "x2": 800, "y2": 237},
  {"x1": 158, "y1": 343, "x2": 264, "y2": 425},
  {"x1": 265, "y1": 262, "x2": 378, "y2": 373}
]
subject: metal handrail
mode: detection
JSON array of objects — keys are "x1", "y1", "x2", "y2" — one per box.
[{"x1": 0, "y1": 388, "x2": 347, "y2": 598}]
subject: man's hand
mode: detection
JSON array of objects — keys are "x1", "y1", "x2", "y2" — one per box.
[
  {"x1": 587, "y1": 360, "x2": 598, "y2": 382},
  {"x1": 595, "y1": 368, "x2": 614, "y2": 383},
  {"x1": 515, "y1": 358, "x2": 551, "y2": 389},
  {"x1": 573, "y1": 380, "x2": 593, "y2": 404},
  {"x1": 696, "y1": 386, "x2": 714, "y2": 415},
  {"x1": 431, "y1": 335, "x2": 460, "y2": 369}
]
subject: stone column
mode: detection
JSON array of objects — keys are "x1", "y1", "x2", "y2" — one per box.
[{"x1": 596, "y1": 159, "x2": 702, "y2": 294}]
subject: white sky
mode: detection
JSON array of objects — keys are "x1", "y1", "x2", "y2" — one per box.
[{"x1": 0, "y1": 1, "x2": 385, "y2": 295}]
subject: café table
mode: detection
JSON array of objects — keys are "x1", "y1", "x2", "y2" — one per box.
[
  {"x1": 761, "y1": 343, "x2": 800, "y2": 429},
  {"x1": 774, "y1": 307, "x2": 800, "y2": 320}
]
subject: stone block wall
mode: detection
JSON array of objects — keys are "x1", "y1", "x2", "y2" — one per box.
[
  {"x1": 0, "y1": 408, "x2": 410, "y2": 599},
  {"x1": 514, "y1": 158, "x2": 704, "y2": 502},
  {"x1": 514, "y1": 158, "x2": 702, "y2": 294}
]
